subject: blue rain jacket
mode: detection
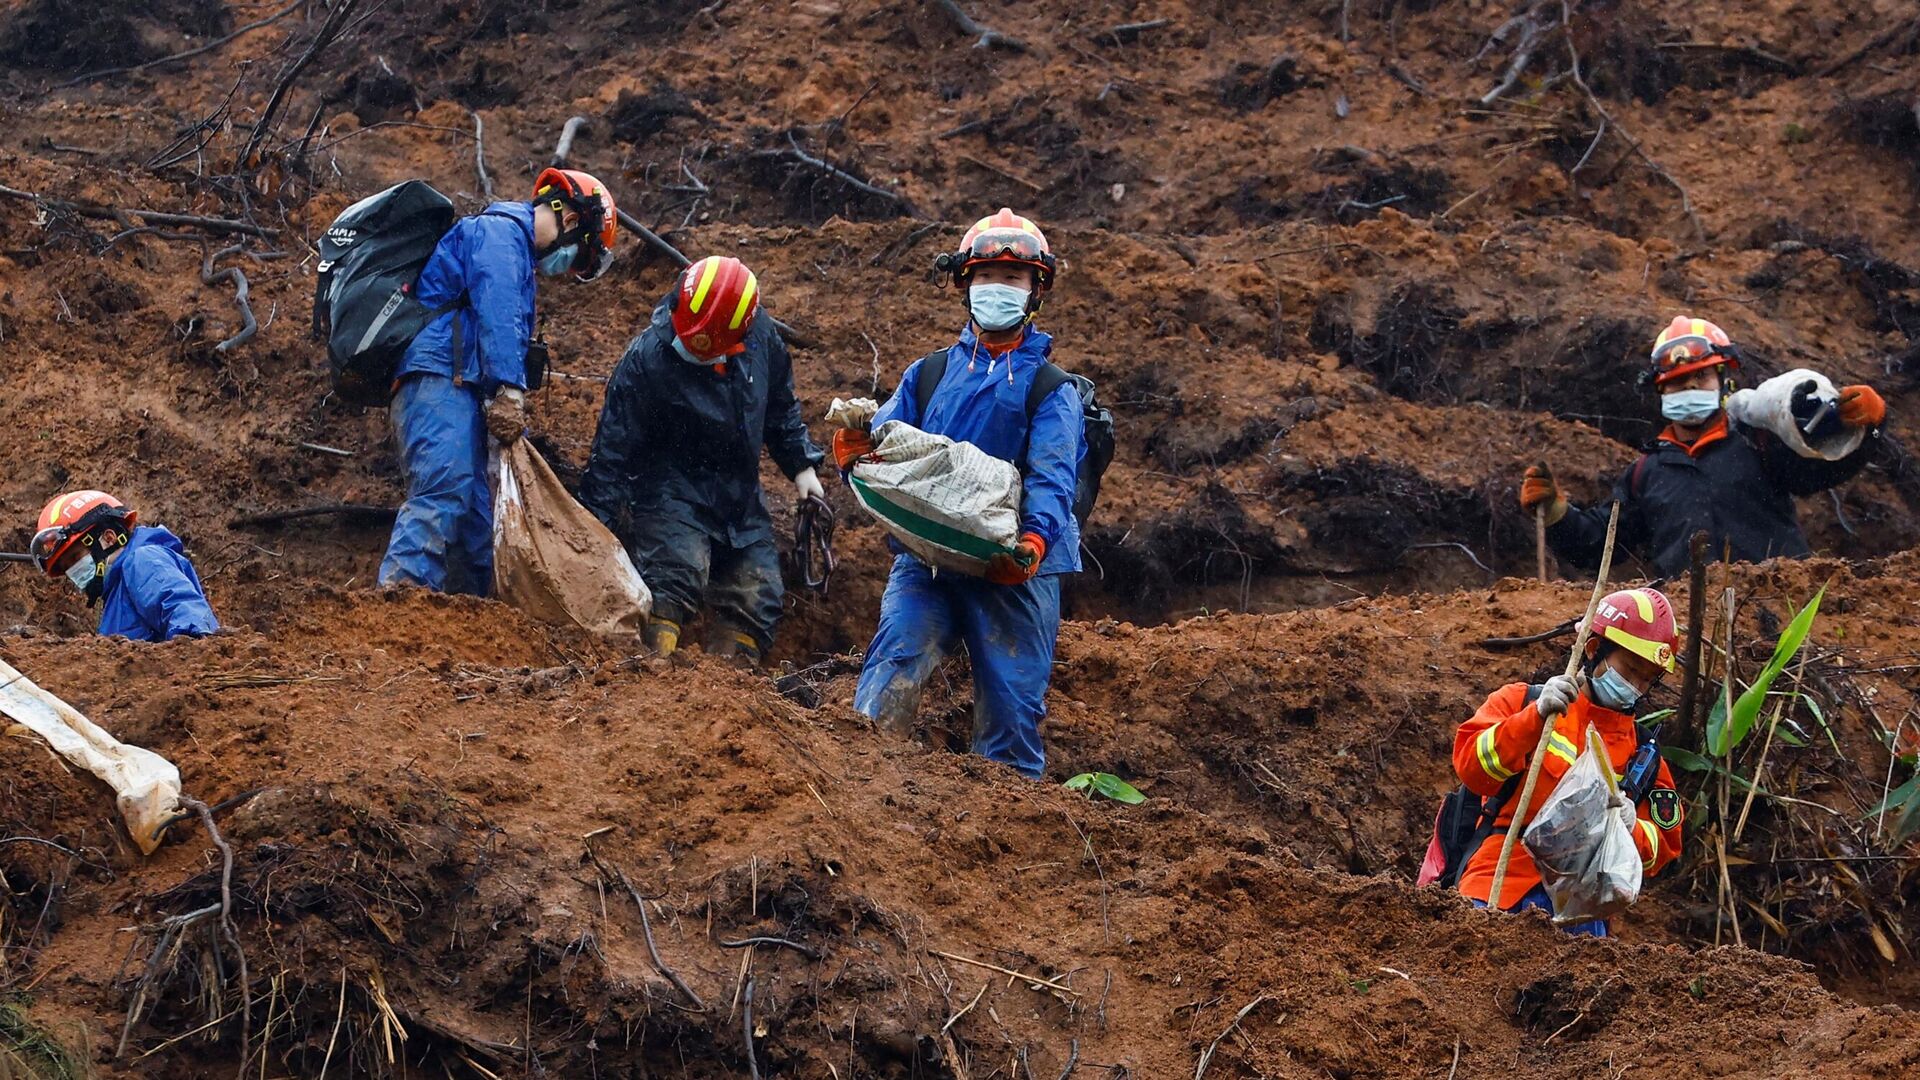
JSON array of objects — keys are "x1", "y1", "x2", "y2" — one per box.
[
  {"x1": 870, "y1": 325, "x2": 1084, "y2": 575},
  {"x1": 98, "y1": 526, "x2": 219, "y2": 642},
  {"x1": 394, "y1": 201, "x2": 537, "y2": 395}
]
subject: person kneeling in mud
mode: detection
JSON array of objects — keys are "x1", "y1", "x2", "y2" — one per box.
[
  {"x1": 29, "y1": 490, "x2": 219, "y2": 642},
  {"x1": 1451, "y1": 587, "x2": 1683, "y2": 936}
]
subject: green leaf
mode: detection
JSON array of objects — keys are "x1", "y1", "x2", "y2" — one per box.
[
  {"x1": 1662, "y1": 747, "x2": 1771, "y2": 797},
  {"x1": 1062, "y1": 772, "x2": 1145, "y2": 804},
  {"x1": 1866, "y1": 774, "x2": 1920, "y2": 819},
  {"x1": 1705, "y1": 692, "x2": 1732, "y2": 757},
  {"x1": 1636, "y1": 708, "x2": 1675, "y2": 729},
  {"x1": 1722, "y1": 588, "x2": 1825, "y2": 755}
]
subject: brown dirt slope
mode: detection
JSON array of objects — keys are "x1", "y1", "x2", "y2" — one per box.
[{"x1": 3, "y1": 0, "x2": 1920, "y2": 1074}]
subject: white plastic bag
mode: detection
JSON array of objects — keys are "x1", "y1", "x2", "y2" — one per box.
[
  {"x1": 492, "y1": 439, "x2": 652, "y2": 639},
  {"x1": 1726, "y1": 369, "x2": 1865, "y2": 462},
  {"x1": 1522, "y1": 729, "x2": 1643, "y2": 923},
  {"x1": 0, "y1": 658, "x2": 181, "y2": 855},
  {"x1": 826, "y1": 400, "x2": 1023, "y2": 577}
]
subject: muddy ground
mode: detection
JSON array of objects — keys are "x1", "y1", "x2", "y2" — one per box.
[{"x1": 3, "y1": 0, "x2": 1920, "y2": 1075}]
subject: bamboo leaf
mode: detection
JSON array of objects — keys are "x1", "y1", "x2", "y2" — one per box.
[
  {"x1": 1706, "y1": 691, "x2": 1732, "y2": 757},
  {"x1": 1723, "y1": 587, "x2": 1825, "y2": 754},
  {"x1": 1063, "y1": 772, "x2": 1145, "y2": 804}
]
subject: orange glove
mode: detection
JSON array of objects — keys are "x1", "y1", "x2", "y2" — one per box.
[
  {"x1": 986, "y1": 532, "x2": 1047, "y2": 585},
  {"x1": 1838, "y1": 385, "x2": 1886, "y2": 429},
  {"x1": 1519, "y1": 464, "x2": 1567, "y2": 525},
  {"x1": 832, "y1": 428, "x2": 875, "y2": 471}
]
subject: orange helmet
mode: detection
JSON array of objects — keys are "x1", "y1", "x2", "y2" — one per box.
[
  {"x1": 531, "y1": 167, "x2": 618, "y2": 282},
  {"x1": 1648, "y1": 316, "x2": 1742, "y2": 387},
  {"x1": 1584, "y1": 587, "x2": 1679, "y2": 674},
  {"x1": 670, "y1": 256, "x2": 760, "y2": 359},
  {"x1": 31, "y1": 491, "x2": 137, "y2": 578},
  {"x1": 936, "y1": 208, "x2": 1057, "y2": 290}
]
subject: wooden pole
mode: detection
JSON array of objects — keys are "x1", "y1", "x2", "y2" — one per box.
[
  {"x1": 1535, "y1": 505, "x2": 1549, "y2": 582},
  {"x1": 1673, "y1": 530, "x2": 1711, "y2": 749},
  {"x1": 1486, "y1": 501, "x2": 1622, "y2": 910}
]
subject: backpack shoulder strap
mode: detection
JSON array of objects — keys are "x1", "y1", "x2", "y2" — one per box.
[
  {"x1": 1629, "y1": 453, "x2": 1652, "y2": 500},
  {"x1": 912, "y1": 349, "x2": 949, "y2": 418},
  {"x1": 1025, "y1": 362, "x2": 1072, "y2": 418}
]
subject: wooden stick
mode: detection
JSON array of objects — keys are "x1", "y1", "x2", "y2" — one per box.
[
  {"x1": 241, "y1": 0, "x2": 364, "y2": 167},
  {"x1": 1674, "y1": 530, "x2": 1711, "y2": 748},
  {"x1": 1535, "y1": 505, "x2": 1548, "y2": 582},
  {"x1": 927, "y1": 949, "x2": 1079, "y2": 996},
  {"x1": 1486, "y1": 501, "x2": 1621, "y2": 909},
  {"x1": 471, "y1": 111, "x2": 497, "y2": 203},
  {"x1": 550, "y1": 115, "x2": 589, "y2": 168},
  {"x1": 0, "y1": 184, "x2": 274, "y2": 237},
  {"x1": 931, "y1": 0, "x2": 1028, "y2": 52}
]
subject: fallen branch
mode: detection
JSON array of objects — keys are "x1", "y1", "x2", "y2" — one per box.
[
  {"x1": 590, "y1": 850, "x2": 706, "y2": 1011},
  {"x1": 1478, "y1": 618, "x2": 1578, "y2": 648},
  {"x1": 550, "y1": 115, "x2": 589, "y2": 168},
  {"x1": 472, "y1": 110, "x2": 497, "y2": 203},
  {"x1": 200, "y1": 245, "x2": 258, "y2": 354},
  {"x1": 0, "y1": 835, "x2": 80, "y2": 857},
  {"x1": 1478, "y1": 5, "x2": 1562, "y2": 106},
  {"x1": 1558, "y1": 0, "x2": 1705, "y2": 240},
  {"x1": 1090, "y1": 18, "x2": 1170, "y2": 45},
  {"x1": 1195, "y1": 995, "x2": 1273, "y2": 1080},
  {"x1": 932, "y1": 0, "x2": 1029, "y2": 52},
  {"x1": 753, "y1": 132, "x2": 922, "y2": 216},
  {"x1": 228, "y1": 503, "x2": 397, "y2": 529},
  {"x1": 741, "y1": 976, "x2": 761, "y2": 1080},
  {"x1": 58, "y1": 0, "x2": 303, "y2": 88},
  {"x1": 928, "y1": 949, "x2": 1079, "y2": 997},
  {"x1": 719, "y1": 936, "x2": 820, "y2": 959},
  {"x1": 0, "y1": 184, "x2": 274, "y2": 238},
  {"x1": 1404, "y1": 540, "x2": 1494, "y2": 578},
  {"x1": 1058, "y1": 1038, "x2": 1079, "y2": 1079},
  {"x1": 242, "y1": 0, "x2": 364, "y2": 168}
]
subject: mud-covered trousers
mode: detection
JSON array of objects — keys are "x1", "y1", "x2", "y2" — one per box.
[
  {"x1": 854, "y1": 555, "x2": 1061, "y2": 779},
  {"x1": 630, "y1": 512, "x2": 785, "y2": 653},
  {"x1": 379, "y1": 374, "x2": 493, "y2": 595}
]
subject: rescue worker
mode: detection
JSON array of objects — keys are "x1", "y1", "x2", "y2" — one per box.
[
  {"x1": 29, "y1": 491, "x2": 218, "y2": 642},
  {"x1": 1452, "y1": 587, "x2": 1683, "y2": 936},
  {"x1": 378, "y1": 168, "x2": 618, "y2": 595},
  {"x1": 840, "y1": 209, "x2": 1085, "y2": 779},
  {"x1": 578, "y1": 256, "x2": 824, "y2": 665},
  {"x1": 1522, "y1": 316, "x2": 1886, "y2": 577}
]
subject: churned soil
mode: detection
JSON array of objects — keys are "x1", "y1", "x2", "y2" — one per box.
[{"x1": 3, "y1": 0, "x2": 1920, "y2": 1074}]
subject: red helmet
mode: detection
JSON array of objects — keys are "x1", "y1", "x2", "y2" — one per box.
[
  {"x1": 671, "y1": 256, "x2": 760, "y2": 359},
  {"x1": 31, "y1": 490, "x2": 137, "y2": 577},
  {"x1": 1648, "y1": 316, "x2": 1741, "y2": 387},
  {"x1": 937, "y1": 208, "x2": 1057, "y2": 290},
  {"x1": 1584, "y1": 587, "x2": 1679, "y2": 673},
  {"x1": 531, "y1": 167, "x2": 618, "y2": 282}
]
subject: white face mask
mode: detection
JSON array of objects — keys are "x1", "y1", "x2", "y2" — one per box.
[
  {"x1": 1590, "y1": 665, "x2": 1642, "y2": 712},
  {"x1": 64, "y1": 553, "x2": 99, "y2": 592},
  {"x1": 968, "y1": 283, "x2": 1030, "y2": 332},
  {"x1": 1661, "y1": 388, "x2": 1721, "y2": 424}
]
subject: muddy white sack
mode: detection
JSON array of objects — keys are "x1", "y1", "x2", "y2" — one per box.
[
  {"x1": 846, "y1": 420, "x2": 1022, "y2": 576},
  {"x1": 0, "y1": 658, "x2": 181, "y2": 855},
  {"x1": 1726, "y1": 369, "x2": 1865, "y2": 461}
]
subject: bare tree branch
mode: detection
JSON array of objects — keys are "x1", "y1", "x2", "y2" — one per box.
[
  {"x1": 0, "y1": 183, "x2": 276, "y2": 237},
  {"x1": 752, "y1": 132, "x2": 922, "y2": 217},
  {"x1": 59, "y1": 0, "x2": 304, "y2": 88},
  {"x1": 551, "y1": 115, "x2": 590, "y2": 168},
  {"x1": 472, "y1": 110, "x2": 497, "y2": 203},
  {"x1": 931, "y1": 0, "x2": 1028, "y2": 52},
  {"x1": 200, "y1": 245, "x2": 258, "y2": 354},
  {"x1": 241, "y1": 0, "x2": 365, "y2": 168}
]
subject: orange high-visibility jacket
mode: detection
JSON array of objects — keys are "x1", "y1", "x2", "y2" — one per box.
[{"x1": 1452, "y1": 682, "x2": 1683, "y2": 911}]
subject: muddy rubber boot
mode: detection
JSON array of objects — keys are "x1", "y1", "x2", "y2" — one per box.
[
  {"x1": 642, "y1": 617, "x2": 682, "y2": 657},
  {"x1": 709, "y1": 626, "x2": 763, "y2": 669}
]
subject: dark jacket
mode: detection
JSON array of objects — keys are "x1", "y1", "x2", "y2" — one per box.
[
  {"x1": 579, "y1": 295, "x2": 824, "y2": 550},
  {"x1": 394, "y1": 201, "x2": 536, "y2": 395},
  {"x1": 98, "y1": 526, "x2": 219, "y2": 642},
  {"x1": 1549, "y1": 415, "x2": 1877, "y2": 577}
]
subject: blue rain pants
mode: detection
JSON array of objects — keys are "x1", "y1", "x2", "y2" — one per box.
[
  {"x1": 855, "y1": 554, "x2": 1061, "y2": 779},
  {"x1": 1471, "y1": 884, "x2": 1610, "y2": 938},
  {"x1": 378, "y1": 373, "x2": 492, "y2": 595}
]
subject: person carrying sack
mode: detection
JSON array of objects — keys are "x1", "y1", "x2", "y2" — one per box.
[
  {"x1": 842, "y1": 209, "x2": 1085, "y2": 779},
  {"x1": 377, "y1": 169, "x2": 617, "y2": 595}
]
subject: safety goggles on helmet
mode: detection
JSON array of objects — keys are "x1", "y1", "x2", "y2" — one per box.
[
  {"x1": 30, "y1": 504, "x2": 132, "y2": 577},
  {"x1": 1650, "y1": 338, "x2": 1742, "y2": 385}
]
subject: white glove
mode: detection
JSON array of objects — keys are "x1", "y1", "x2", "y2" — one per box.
[
  {"x1": 1535, "y1": 674, "x2": 1579, "y2": 718},
  {"x1": 793, "y1": 467, "x2": 825, "y2": 503},
  {"x1": 1616, "y1": 802, "x2": 1638, "y2": 836}
]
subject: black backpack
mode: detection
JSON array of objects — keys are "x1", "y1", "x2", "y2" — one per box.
[
  {"x1": 911, "y1": 349, "x2": 1115, "y2": 528},
  {"x1": 312, "y1": 180, "x2": 464, "y2": 407}
]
